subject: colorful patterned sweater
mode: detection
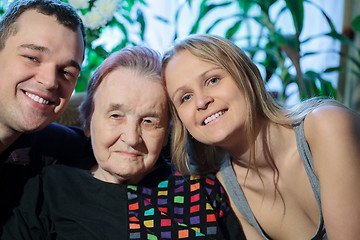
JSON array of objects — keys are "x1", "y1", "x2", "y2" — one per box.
[{"x1": 1, "y1": 166, "x2": 245, "y2": 239}]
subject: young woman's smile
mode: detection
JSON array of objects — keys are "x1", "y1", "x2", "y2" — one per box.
[{"x1": 165, "y1": 50, "x2": 247, "y2": 148}]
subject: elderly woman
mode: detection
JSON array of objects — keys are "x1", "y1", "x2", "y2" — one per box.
[{"x1": 1, "y1": 46, "x2": 244, "y2": 239}]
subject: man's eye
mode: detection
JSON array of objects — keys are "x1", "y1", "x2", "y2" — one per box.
[
  {"x1": 25, "y1": 56, "x2": 38, "y2": 62},
  {"x1": 61, "y1": 70, "x2": 75, "y2": 78},
  {"x1": 181, "y1": 94, "x2": 192, "y2": 103}
]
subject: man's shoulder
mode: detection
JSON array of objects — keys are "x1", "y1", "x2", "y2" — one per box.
[{"x1": 38, "y1": 122, "x2": 87, "y2": 141}]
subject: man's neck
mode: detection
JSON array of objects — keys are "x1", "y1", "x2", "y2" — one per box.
[{"x1": 0, "y1": 127, "x2": 22, "y2": 154}]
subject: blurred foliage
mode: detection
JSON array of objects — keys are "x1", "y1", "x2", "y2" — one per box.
[
  {"x1": 1, "y1": 0, "x2": 359, "y2": 103},
  {"x1": 172, "y1": 0, "x2": 360, "y2": 103},
  {"x1": 349, "y1": 15, "x2": 360, "y2": 78},
  {"x1": 62, "y1": 0, "x2": 149, "y2": 92}
]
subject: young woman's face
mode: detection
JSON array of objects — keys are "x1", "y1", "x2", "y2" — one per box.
[{"x1": 165, "y1": 50, "x2": 248, "y2": 149}]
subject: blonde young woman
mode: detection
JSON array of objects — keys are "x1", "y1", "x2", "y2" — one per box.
[{"x1": 162, "y1": 34, "x2": 360, "y2": 239}]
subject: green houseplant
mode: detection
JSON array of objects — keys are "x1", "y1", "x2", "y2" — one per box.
[
  {"x1": 172, "y1": 0, "x2": 359, "y2": 103},
  {"x1": 63, "y1": 0, "x2": 148, "y2": 92}
]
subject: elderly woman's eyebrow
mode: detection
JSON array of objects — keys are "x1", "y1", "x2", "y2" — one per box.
[{"x1": 107, "y1": 103, "x2": 123, "y2": 112}]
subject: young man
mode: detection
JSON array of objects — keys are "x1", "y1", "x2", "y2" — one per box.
[{"x1": 0, "y1": 0, "x2": 94, "y2": 227}]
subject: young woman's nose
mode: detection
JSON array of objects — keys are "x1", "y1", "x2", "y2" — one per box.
[{"x1": 196, "y1": 94, "x2": 213, "y2": 110}]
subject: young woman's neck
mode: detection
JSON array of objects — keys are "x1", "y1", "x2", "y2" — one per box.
[
  {"x1": 223, "y1": 117, "x2": 267, "y2": 168},
  {"x1": 225, "y1": 119, "x2": 291, "y2": 170}
]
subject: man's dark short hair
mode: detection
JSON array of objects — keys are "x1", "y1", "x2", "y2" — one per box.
[{"x1": 0, "y1": 0, "x2": 86, "y2": 51}]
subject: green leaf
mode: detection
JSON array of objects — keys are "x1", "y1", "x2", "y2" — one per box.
[
  {"x1": 326, "y1": 31, "x2": 358, "y2": 49},
  {"x1": 154, "y1": 16, "x2": 170, "y2": 24},
  {"x1": 323, "y1": 66, "x2": 343, "y2": 73},
  {"x1": 273, "y1": 32, "x2": 287, "y2": 46},
  {"x1": 352, "y1": 15, "x2": 360, "y2": 32},
  {"x1": 173, "y1": 1, "x2": 188, "y2": 39},
  {"x1": 136, "y1": 9, "x2": 146, "y2": 40},
  {"x1": 225, "y1": 20, "x2": 242, "y2": 39},
  {"x1": 305, "y1": 0, "x2": 336, "y2": 32},
  {"x1": 284, "y1": 0, "x2": 304, "y2": 33},
  {"x1": 190, "y1": 1, "x2": 233, "y2": 34},
  {"x1": 257, "y1": 0, "x2": 278, "y2": 12},
  {"x1": 205, "y1": 14, "x2": 240, "y2": 33},
  {"x1": 317, "y1": 75, "x2": 336, "y2": 98},
  {"x1": 351, "y1": 70, "x2": 360, "y2": 79},
  {"x1": 75, "y1": 74, "x2": 89, "y2": 92},
  {"x1": 235, "y1": 0, "x2": 252, "y2": 15},
  {"x1": 303, "y1": 70, "x2": 336, "y2": 98},
  {"x1": 261, "y1": 52, "x2": 278, "y2": 82},
  {"x1": 302, "y1": 71, "x2": 320, "y2": 99}
]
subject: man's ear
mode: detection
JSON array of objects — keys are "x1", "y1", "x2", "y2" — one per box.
[{"x1": 84, "y1": 124, "x2": 90, "y2": 138}]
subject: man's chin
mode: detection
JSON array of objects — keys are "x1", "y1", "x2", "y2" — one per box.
[{"x1": 20, "y1": 120, "x2": 53, "y2": 134}]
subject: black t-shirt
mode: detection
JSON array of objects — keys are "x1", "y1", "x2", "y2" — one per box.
[
  {"x1": 0, "y1": 123, "x2": 96, "y2": 227},
  {"x1": 1, "y1": 165, "x2": 245, "y2": 239}
]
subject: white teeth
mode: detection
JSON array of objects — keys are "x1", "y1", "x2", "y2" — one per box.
[
  {"x1": 204, "y1": 111, "x2": 225, "y2": 125},
  {"x1": 25, "y1": 92, "x2": 49, "y2": 105}
]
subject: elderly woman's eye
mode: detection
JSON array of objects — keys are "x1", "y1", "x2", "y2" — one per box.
[
  {"x1": 110, "y1": 113, "x2": 120, "y2": 119},
  {"x1": 144, "y1": 119, "x2": 153, "y2": 124}
]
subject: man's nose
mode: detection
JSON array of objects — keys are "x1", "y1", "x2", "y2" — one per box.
[{"x1": 37, "y1": 65, "x2": 59, "y2": 89}]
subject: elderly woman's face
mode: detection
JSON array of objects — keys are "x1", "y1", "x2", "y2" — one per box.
[{"x1": 89, "y1": 68, "x2": 169, "y2": 184}]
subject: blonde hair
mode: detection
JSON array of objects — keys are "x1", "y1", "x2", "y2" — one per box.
[{"x1": 161, "y1": 34, "x2": 336, "y2": 176}]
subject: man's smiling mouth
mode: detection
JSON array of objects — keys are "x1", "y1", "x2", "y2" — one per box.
[{"x1": 25, "y1": 91, "x2": 50, "y2": 105}]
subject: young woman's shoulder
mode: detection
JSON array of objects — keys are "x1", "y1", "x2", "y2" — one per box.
[
  {"x1": 302, "y1": 103, "x2": 360, "y2": 238},
  {"x1": 303, "y1": 102, "x2": 360, "y2": 175},
  {"x1": 304, "y1": 102, "x2": 359, "y2": 138}
]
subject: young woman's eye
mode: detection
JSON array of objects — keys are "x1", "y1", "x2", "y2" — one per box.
[
  {"x1": 208, "y1": 77, "x2": 220, "y2": 85},
  {"x1": 180, "y1": 94, "x2": 192, "y2": 103}
]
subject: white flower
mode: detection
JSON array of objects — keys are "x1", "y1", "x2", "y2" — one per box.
[
  {"x1": 68, "y1": 0, "x2": 89, "y2": 9},
  {"x1": 93, "y1": 0, "x2": 120, "y2": 21},
  {"x1": 83, "y1": 9, "x2": 107, "y2": 30}
]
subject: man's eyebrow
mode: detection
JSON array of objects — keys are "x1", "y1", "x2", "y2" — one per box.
[
  {"x1": 18, "y1": 43, "x2": 48, "y2": 53},
  {"x1": 67, "y1": 60, "x2": 81, "y2": 71},
  {"x1": 17, "y1": 44, "x2": 81, "y2": 71}
]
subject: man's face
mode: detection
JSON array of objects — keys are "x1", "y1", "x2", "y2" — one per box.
[
  {"x1": 0, "y1": 9, "x2": 84, "y2": 134},
  {"x1": 90, "y1": 68, "x2": 169, "y2": 184}
]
